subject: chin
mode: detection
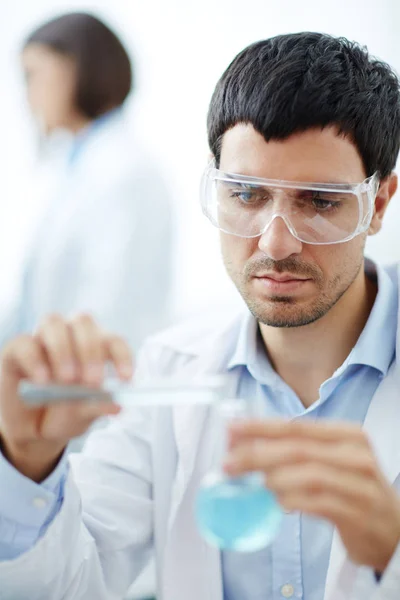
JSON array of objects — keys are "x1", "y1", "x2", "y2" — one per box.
[{"x1": 246, "y1": 297, "x2": 328, "y2": 328}]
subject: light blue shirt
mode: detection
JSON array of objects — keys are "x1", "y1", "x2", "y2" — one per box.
[
  {"x1": 0, "y1": 449, "x2": 69, "y2": 559},
  {"x1": 0, "y1": 263, "x2": 397, "y2": 600},
  {"x1": 222, "y1": 263, "x2": 397, "y2": 600}
]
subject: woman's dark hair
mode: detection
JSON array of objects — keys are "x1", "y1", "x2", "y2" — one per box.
[
  {"x1": 207, "y1": 32, "x2": 400, "y2": 178},
  {"x1": 25, "y1": 12, "x2": 133, "y2": 119}
]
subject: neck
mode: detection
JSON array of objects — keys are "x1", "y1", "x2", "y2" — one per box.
[{"x1": 259, "y1": 264, "x2": 377, "y2": 408}]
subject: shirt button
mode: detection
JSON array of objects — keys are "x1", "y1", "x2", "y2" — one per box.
[
  {"x1": 32, "y1": 497, "x2": 48, "y2": 509},
  {"x1": 281, "y1": 584, "x2": 295, "y2": 598}
]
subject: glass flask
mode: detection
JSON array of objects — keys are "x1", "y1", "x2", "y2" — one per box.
[{"x1": 195, "y1": 398, "x2": 283, "y2": 552}]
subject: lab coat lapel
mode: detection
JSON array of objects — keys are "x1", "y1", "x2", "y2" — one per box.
[
  {"x1": 324, "y1": 361, "x2": 400, "y2": 600},
  {"x1": 161, "y1": 404, "x2": 222, "y2": 600},
  {"x1": 168, "y1": 349, "x2": 240, "y2": 529},
  {"x1": 162, "y1": 360, "x2": 240, "y2": 600}
]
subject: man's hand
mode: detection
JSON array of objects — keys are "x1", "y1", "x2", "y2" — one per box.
[
  {"x1": 0, "y1": 313, "x2": 133, "y2": 482},
  {"x1": 224, "y1": 419, "x2": 400, "y2": 572}
]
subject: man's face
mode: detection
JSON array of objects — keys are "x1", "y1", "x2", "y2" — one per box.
[{"x1": 219, "y1": 124, "x2": 372, "y2": 327}]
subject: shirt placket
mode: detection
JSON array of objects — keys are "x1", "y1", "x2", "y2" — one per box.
[{"x1": 272, "y1": 511, "x2": 303, "y2": 600}]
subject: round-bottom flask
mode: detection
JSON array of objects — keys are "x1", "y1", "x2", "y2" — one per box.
[{"x1": 195, "y1": 399, "x2": 283, "y2": 552}]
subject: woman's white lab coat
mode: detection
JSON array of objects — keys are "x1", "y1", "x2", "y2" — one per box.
[
  {"x1": 0, "y1": 262, "x2": 400, "y2": 600},
  {"x1": 0, "y1": 111, "x2": 173, "y2": 351}
]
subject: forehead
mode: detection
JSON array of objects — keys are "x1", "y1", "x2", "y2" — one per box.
[
  {"x1": 22, "y1": 44, "x2": 74, "y2": 74},
  {"x1": 219, "y1": 123, "x2": 366, "y2": 184}
]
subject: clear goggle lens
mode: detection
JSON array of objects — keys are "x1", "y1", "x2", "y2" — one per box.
[{"x1": 201, "y1": 165, "x2": 379, "y2": 245}]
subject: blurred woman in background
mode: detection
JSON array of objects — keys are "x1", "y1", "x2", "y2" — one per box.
[{"x1": 0, "y1": 12, "x2": 173, "y2": 351}]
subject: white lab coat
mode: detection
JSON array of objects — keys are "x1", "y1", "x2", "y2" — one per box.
[
  {"x1": 0, "y1": 111, "x2": 173, "y2": 351},
  {"x1": 1, "y1": 261, "x2": 400, "y2": 600}
]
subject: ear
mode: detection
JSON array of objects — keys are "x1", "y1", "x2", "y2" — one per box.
[{"x1": 368, "y1": 173, "x2": 398, "y2": 236}]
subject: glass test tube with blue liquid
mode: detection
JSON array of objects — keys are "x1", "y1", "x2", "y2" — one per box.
[{"x1": 195, "y1": 398, "x2": 283, "y2": 551}]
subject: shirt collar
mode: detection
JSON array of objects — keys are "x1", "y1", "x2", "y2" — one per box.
[
  {"x1": 227, "y1": 310, "x2": 277, "y2": 385},
  {"x1": 344, "y1": 261, "x2": 397, "y2": 376},
  {"x1": 227, "y1": 260, "x2": 397, "y2": 379}
]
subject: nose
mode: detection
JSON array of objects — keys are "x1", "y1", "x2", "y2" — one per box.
[{"x1": 258, "y1": 215, "x2": 303, "y2": 261}]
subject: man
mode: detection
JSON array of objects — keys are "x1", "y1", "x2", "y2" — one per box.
[{"x1": 0, "y1": 32, "x2": 399, "y2": 600}]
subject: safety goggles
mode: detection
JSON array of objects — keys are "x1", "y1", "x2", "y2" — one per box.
[{"x1": 200, "y1": 161, "x2": 380, "y2": 245}]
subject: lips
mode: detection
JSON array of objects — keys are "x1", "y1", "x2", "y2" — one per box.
[
  {"x1": 255, "y1": 273, "x2": 310, "y2": 282},
  {"x1": 253, "y1": 272, "x2": 312, "y2": 294}
]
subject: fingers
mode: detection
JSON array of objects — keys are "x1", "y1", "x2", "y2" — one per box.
[
  {"x1": 266, "y1": 462, "x2": 379, "y2": 507},
  {"x1": 224, "y1": 440, "x2": 379, "y2": 506},
  {"x1": 69, "y1": 314, "x2": 106, "y2": 385},
  {"x1": 33, "y1": 313, "x2": 134, "y2": 386},
  {"x1": 105, "y1": 334, "x2": 134, "y2": 380},
  {"x1": 1, "y1": 334, "x2": 49, "y2": 383},
  {"x1": 0, "y1": 314, "x2": 132, "y2": 472},
  {"x1": 39, "y1": 398, "x2": 121, "y2": 440},
  {"x1": 36, "y1": 314, "x2": 77, "y2": 383},
  {"x1": 225, "y1": 438, "x2": 377, "y2": 478},
  {"x1": 229, "y1": 418, "x2": 368, "y2": 445},
  {"x1": 277, "y1": 489, "x2": 360, "y2": 527},
  {"x1": 223, "y1": 422, "x2": 384, "y2": 530}
]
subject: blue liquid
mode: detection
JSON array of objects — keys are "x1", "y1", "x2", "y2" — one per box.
[{"x1": 195, "y1": 473, "x2": 282, "y2": 552}]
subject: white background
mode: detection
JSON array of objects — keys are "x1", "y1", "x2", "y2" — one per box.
[
  {"x1": 1, "y1": 2, "x2": 399, "y2": 596},
  {"x1": 1, "y1": 0, "x2": 400, "y2": 322}
]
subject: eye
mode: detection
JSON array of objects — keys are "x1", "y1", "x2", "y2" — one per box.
[
  {"x1": 228, "y1": 185, "x2": 268, "y2": 205},
  {"x1": 231, "y1": 189, "x2": 255, "y2": 203},
  {"x1": 313, "y1": 197, "x2": 335, "y2": 210},
  {"x1": 306, "y1": 193, "x2": 341, "y2": 212}
]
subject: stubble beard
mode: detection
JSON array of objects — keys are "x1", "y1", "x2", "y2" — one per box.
[{"x1": 226, "y1": 256, "x2": 363, "y2": 328}]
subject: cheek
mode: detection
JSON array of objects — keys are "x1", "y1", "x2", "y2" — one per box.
[
  {"x1": 220, "y1": 233, "x2": 258, "y2": 267},
  {"x1": 42, "y1": 68, "x2": 76, "y2": 115},
  {"x1": 26, "y1": 83, "x2": 38, "y2": 111},
  {"x1": 25, "y1": 75, "x2": 46, "y2": 111},
  {"x1": 311, "y1": 236, "x2": 366, "y2": 286},
  {"x1": 29, "y1": 77, "x2": 59, "y2": 114}
]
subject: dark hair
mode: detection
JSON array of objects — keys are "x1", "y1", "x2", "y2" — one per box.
[
  {"x1": 207, "y1": 32, "x2": 400, "y2": 178},
  {"x1": 25, "y1": 12, "x2": 133, "y2": 119}
]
